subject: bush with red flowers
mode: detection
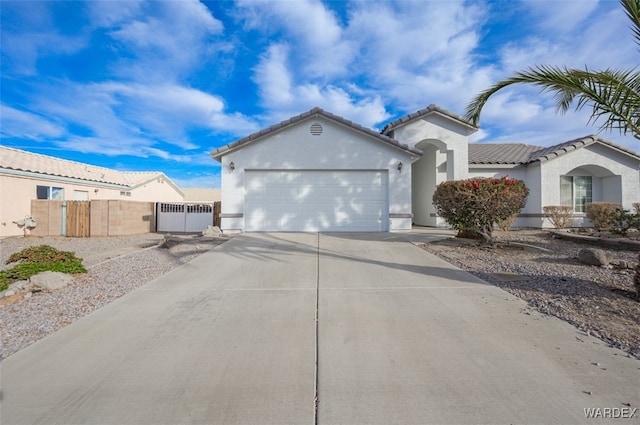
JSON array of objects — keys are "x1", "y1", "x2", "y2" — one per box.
[{"x1": 432, "y1": 176, "x2": 529, "y2": 245}]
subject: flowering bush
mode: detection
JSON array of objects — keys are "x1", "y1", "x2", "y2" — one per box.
[{"x1": 432, "y1": 176, "x2": 529, "y2": 244}]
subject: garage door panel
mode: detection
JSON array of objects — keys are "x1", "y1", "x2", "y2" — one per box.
[{"x1": 245, "y1": 170, "x2": 388, "y2": 232}]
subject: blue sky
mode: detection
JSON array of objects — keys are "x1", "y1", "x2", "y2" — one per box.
[{"x1": 1, "y1": 0, "x2": 637, "y2": 189}]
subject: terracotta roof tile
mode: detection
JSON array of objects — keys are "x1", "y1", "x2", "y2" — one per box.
[{"x1": 0, "y1": 146, "x2": 165, "y2": 187}]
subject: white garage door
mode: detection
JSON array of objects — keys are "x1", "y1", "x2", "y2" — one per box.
[{"x1": 245, "y1": 170, "x2": 388, "y2": 232}]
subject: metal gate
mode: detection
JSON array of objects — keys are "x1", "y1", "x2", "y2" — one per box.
[{"x1": 156, "y1": 202, "x2": 220, "y2": 232}]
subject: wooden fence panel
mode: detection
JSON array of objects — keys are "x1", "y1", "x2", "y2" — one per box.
[
  {"x1": 66, "y1": 201, "x2": 90, "y2": 237},
  {"x1": 214, "y1": 201, "x2": 221, "y2": 228}
]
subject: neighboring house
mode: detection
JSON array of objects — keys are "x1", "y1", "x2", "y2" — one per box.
[
  {"x1": 0, "y1": 146, "x2": 185, "y2": 237},
  {"x1": 211, "y1": 106, "x2": 640, "y2": 233}
]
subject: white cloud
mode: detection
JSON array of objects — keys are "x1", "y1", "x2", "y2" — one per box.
[
  {"x1": 87, "y1": 0, "x2": 145, "y2": 27},
  {"x1": 0, "y1": 104, "x2": 65, "y2": 139},
  {"x1": 22, "y1": 78, "x2": 259, "y2": 159},
  {"x1": 103, "y1": 0, "x2": 226, "y2": 82},
  {"x1": 247, "y1": 0, "x2": 487, "y2": 119},
  {"x1": 252, "y1": 43, "x2": 388, "y2": 127},
  {"x1": 252, "y1": 44, "x2": 295, "y2": 108},
  {"x1": 237, "y1": 0, "x2": 353, "y2": 79},
  {"x1": 522, "y1": 0, "x2": 599, "y2": 33}
]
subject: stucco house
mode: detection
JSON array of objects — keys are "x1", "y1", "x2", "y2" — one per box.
[
  {"x1": 211, "y1": 106, "x2": 640, "y2": 233},
  {"x1": 0, "y1": 146, "x2": 185, "y2": 237}
]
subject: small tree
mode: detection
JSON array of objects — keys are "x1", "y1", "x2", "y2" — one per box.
[{"x1": 432, "y1": 176, "x2": 529, "y2": 245}]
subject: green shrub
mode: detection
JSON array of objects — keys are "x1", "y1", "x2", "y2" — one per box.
[
  {"x1": 0, "y1": 245, "x2": 86, "y2": 291},
  {"x1": 611, "y1": 208, "x2": 640, "y2": 237},
  {"x1": 432, "y1": 176, "x2": 529, "y2": 245},
  {"x1": 543, "y1": 205, "x2": 574, "y2": 229},
  {"x1": 633, "y1": 202, "x2": 640, "y2": 215},
  {"x1": 585, "y1": 202, "x2": 621, "y2": 229}
]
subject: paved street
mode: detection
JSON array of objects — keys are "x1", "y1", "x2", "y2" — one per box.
[{"x1": 2, "y1": 232, "x2": 638, "y2": 424}]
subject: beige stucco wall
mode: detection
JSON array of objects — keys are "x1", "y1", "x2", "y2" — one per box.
[
  {"x1": 1, "y1": 172, "x2": 182, "y2": 237},
  {"x1": 183, "y1": 188, "x2": 221, "y2": 202},
  {"x1": 127, "y1": 177, "x2": 184, "y2": 203}
]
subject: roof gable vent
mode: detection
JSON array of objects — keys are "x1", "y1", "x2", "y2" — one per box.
[{"x1": 310, "y1": 123, "x2": 323, "y2": 136}]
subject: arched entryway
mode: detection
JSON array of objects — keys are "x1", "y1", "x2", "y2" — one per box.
[{"x1": 411, "y1": 139, "x2": 449, "y2": 226}]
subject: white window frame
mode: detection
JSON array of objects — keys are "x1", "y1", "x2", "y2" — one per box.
[
  {"x1": 36, "y1": 185, "x2": 65, "y2": 201},
  {"x1": 560, "y1": 176, "x2": 592, "y2": 213}
]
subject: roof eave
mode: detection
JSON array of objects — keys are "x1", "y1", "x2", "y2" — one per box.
[
  {"x1": 381, "y1": 104, "x2": 478, "y2": 136},
  {"x1": 532, "y1": 135, "x2": 640, "y2": 163}
]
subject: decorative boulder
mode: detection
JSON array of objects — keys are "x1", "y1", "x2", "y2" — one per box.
[
  {"x1": 202, "y1": 225, "x2": 222, "y2": 237},
  {"x1": 577, "y1": 248, "x2": 610, "y2": 267},
  {"x1": 30, "y1": 271, "x2": 73, "y2": 291}
]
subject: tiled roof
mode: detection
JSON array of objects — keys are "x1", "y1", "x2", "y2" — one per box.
[
  {"x1": 381, "y1": 104, "x2": 477, "y2": 136},
  {"x1": 211, "y1": 107, "x2": 423, "y2": 160},
  {"x1": 469, "y1": 135, "x2": 640, "y2": 165},
  {"x1": 0, "y1": 146, "x2": 166, "y2": 187},
  {"x1": 525, "y1": 135, "x2": 640, "y2": 162},
  {"x1": 468, "y1": 143, "x2": 543, "y2": 164}
]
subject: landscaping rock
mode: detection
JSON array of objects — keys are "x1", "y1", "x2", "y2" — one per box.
[
  {"x1": 30, "y1": 271, "x2": 73, "y2": 291},
  {"x1": 8, "y1": 280, "x2": 29, "y2": 292},
  {"x1": 578, "y1": 248, "x2": 610, "y2": 267},
  {"x1": 614, "y1": 260, "x2": 630, "y2": 270},
  {"x1": 202, "y1": 225, "x2": 222, "y2": 237}
]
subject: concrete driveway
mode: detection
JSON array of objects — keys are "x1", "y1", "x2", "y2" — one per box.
[{"x1": 2, "y1": 232, "x2": 638, "y2": 424}]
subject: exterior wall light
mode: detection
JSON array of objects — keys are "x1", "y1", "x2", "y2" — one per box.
[
  {"x1": 229, "y1": 161, "x2": 236, "y2": 172},
  {"x1": 397, "y1": 161, "x2": 403, "y2": 172}
]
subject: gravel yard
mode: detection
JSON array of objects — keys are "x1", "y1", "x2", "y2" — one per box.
[
  {"x1": 0, "y1": 233, "x2": 230, "y2": 359},
  {"x1": 421, "y1": 230, "x2": 640, "y2": 359}
]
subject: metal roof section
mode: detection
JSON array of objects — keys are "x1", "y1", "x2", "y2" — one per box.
[
  {"x1": 380, "y1": 104, "x2": 478, "y2": 136},
  {"x1": 0, "y1": 146, "x2": 181, "y2": 193},
  {"x1": 210, "y1": 107, "x2": 424, "y2": 161},
  {"x1": 469, "y1": 135, "x2": 640, "y2": 165}
]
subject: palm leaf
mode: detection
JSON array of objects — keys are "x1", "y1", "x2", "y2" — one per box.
[
  {"x1": 464, "y1": 66, "x2": 640, "y2": 140},
  {"x1": 622, "y1": 0, "x2": 640, "y2": 48}
]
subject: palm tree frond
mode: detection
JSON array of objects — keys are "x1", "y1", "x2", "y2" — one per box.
[
  {"x1": 622, "y1": 0, "x2": 640, "y2": 48},
  {"x1": 464, "y1": 66, "x2": 640, "y2": 139}
]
